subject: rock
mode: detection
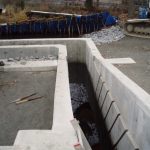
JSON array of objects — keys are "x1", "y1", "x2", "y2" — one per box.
[
  {"x1": 15, "y1": 57, "x2": 21, "y2": 61},
  {"x1": 0, "y1": 61, "x2": 5, "y2": 66},
  {"x1": 70, "y1": 83, "x2": 88, "y2": 113},
  {"x1": 30, "y1": 56, "x2": 34, "y2": 60},
  {"x1": 82, "y1": 26, "x2": 125, "y2": 45},
  {"x1": 20, "y1": 61, "x2": 27, "y2": 65},
  {"x1": 35, "y1": 56, "x2": 39, "y2": 59},
  {"x1": 7, "y1": 58, "x2": 14, "y2": 62}
]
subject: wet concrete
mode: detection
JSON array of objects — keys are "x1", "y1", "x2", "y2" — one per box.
[
  {"x1": 0, "y1": 71, "x2": 56, "y2": 145},
  {"x1": 69, "y1": 63, "x2": 112, "y2": 150}
]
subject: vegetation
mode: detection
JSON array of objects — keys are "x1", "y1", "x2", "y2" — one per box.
[
  {"x1": 0, "y1": 0, "x2": 28, "y2": 23},
  {"x1": 85, "y1": 0, "x2": 93, "y2": 9}
]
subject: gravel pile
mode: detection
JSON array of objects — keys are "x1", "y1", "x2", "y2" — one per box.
[
  {"x1": 82, "y1": 26, "x2": 125, "y2": 45},
  {"x1": 70, "y1": 83, "x2": 88, "y2": 113},
  {"x1": 70, "y1": 83, "x2": 101, "y2": 146}
]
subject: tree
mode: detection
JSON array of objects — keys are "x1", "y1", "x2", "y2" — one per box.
[
  {"x1": 15, "y1": 0, "x2": 25, "y2": 10},
  {"x1": 96, "y1": 0, "x2": 99, "y2": 8},
  {"x1": 85, "y1": 0, "x2": 93, "y2": 9},
  {"x1": 20, "y1": 0, "x2": 25, "y2": 10},
  {"x1": 128, "y1": 0, "x2": 135, "y2": 18},
  {"x1": 0, "y1": 0, "x2": 14, "y2": 7}
]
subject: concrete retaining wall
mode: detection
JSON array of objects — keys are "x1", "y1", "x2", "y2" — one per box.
[
  {"x1": 0, "y1": 38, "x2": 150, "y2": 149},
  {"x1": 0, "y1": 45, "x2": 58, "y2": 72},
  {"x1": 0, "y1": 39, "x2": 86, "y2": 63},
  {"x1": 0, "y1": 45, "x2": 58, "y2": 59},
  {"x1": 0, "y1": 44, "x2": 77, "y2": 150}
]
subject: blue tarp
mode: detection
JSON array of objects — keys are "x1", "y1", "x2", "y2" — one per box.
[
  {"x1": 139, "y1": 7, "x2": 148, "y2": 19},
  {"x1": 0, "y1": 12, "x2": 117, "y2": 36}
]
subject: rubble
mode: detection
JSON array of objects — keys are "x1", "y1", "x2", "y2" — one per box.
[
  {"x1": 70, "y1": 83, "x2": 101, "y2": 147},
  {"x1": 82, "y1": 26, "x2": 125, "y2": 45},
  {"x1": 0, "y1": 61, "x2": 5, "y2": 66},
  {"x1": 70, "y1": 83, "x2": 88, "y2": 113},
  {"x1": 7, "y1": 58, "x2": 14, "y2": 62}
]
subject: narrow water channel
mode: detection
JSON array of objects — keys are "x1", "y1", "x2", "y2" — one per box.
[{"x1": 69, "y1": 63, "x2": 113, "y2": 150}]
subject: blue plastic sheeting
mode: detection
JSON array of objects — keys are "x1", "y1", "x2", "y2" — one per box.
[
  {"x1": 80, "y1": 16, "x2": 87, "y2": 33},
  {"x1": 101, "y1": 11, "x2": 110, "y2": 25},
  {"x1": 0, "y1": 25, "x2": 8, "y2": 35},
  {"x1": 9, "y1": 24, "x2": 17, "y2": 34},
  {"x1": 105, "y1": 15, "x2": 117, "y2": 26},
  {"x1": 101, "y1": 11, "x2": 117, "y2": 26},
  {"x1": 41, "y1": 21, "x2": 47, "y2": 33},
  {"x1": 58, "y1": 19, "x2": 67, "y2": 33},
  {"x1": 47, "y1": 20, "x2": 59, "y2": 34},
  {"x1": 139, "y1": 7, "x2": 148, "y2": 19},
  {"x1": 0, "y1": 12, "x2": 117, "y2": 36},
  {"x1": 34, "y1": 22, "x2": 41, "y2": 33},
  {"x1": 20, "y1": 23, "x2": 30, "y2": 34}
]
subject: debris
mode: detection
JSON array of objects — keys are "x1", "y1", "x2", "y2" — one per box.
[
  {"x1": 0, "y1": 61, "x2": 5, "y2": 66},
  {"x1": 7, "y1": 58, "x2": 14, "y2": 62},
  {"x1": 70, "y1": 84, "x2": 101, "y2": 147},
  {"x1": 15, "y1": 57, "x2": 21, "y2": 61},
  {"x1": 0, "y1": 80, "x2": 17, "y2": 86},
  {"x1": 9, "y1": 93, "x2": 44, "y2": 104},
  {"x1": 35, "y1": 56, "x2": 39, "y2": 59},
  {"x1": 70, "y1": 83, "x2": 88, "y2": 113},
  {"x1": 82, "y1": 26, "x2": 125, "y2": 45},
  {"x1": 86, "y1": 122, "x2": 100, "y2": 146},
  {"x1": 10, "y1": 93, "x2": 37, "y2": 104},
  {"x1": 20, "y1": 60, "x2": 27, "y2": 65},
  {"x1": 16, "y1": 96, "x2": 44, "y2": 104}
]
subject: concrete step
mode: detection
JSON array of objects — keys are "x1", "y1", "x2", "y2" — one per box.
[
  {"x1": 0, "y1": 60, "x2": 57, "y2": 72},
  {"x1": 14, "y1": 130, "x2": 77, "y2": 150},
  {"x1": 0, "y1": 146, "x2": 30, "y2": 150}
]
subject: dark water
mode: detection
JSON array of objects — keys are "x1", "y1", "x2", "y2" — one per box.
[{"x1": 69, "y1": 63, "x2": 112, "y2": 150}]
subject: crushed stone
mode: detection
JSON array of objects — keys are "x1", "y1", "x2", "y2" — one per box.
[{"x1": 82, "y1": 26, "x2": 125, "y2": 45}]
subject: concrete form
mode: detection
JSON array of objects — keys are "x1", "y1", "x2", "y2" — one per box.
[
  {"x1": 0, "y1": 38, "x2": 149, "y2": 149},
  {"x1": 106, "y1": 58, "x2": 136, "y2": 64}
]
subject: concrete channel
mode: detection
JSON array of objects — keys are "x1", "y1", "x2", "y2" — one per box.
[{"x1": 0, "y1": 38, "x2": 149, "y2": 150}]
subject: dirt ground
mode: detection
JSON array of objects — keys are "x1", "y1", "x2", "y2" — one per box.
[
  {"x1": 0, "y1": 71, "x2": 56, "y2": 145},
  {"x1": 97, "y1": 36, "x2": 150, "y2": 94}
]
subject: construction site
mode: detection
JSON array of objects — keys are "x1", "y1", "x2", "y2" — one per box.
[{"x1": 0, "y1": 0, "x2": 150, "y2": 150}]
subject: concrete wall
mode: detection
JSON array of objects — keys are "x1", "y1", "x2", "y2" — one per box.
[
  {"x1": 0, "y1": 38, "x2": 150, "y2": 149},
  {"x1": 0, "y1": 44, "x2": 77, "y2": 150},
  {"x1": 0, "y1": 39, "x2": 86, "y2": 63},
  {"x1": 0, "y1": 45, "x2": 58, "y2": 59}
]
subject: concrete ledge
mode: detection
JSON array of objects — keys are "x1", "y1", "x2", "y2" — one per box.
[
  {"x1": 14, "y1": 130, "x2": 76, "y2": 150},
  {"x1": 0, "y1": 60, "x2": 57, "y2": 72},
  {"x1": 0, "y1": 146, "x2": 30, "y2": 150},
  {"x1": 106, "y1": 58, "x2": 136, "y2": 65},
  {"x1": 0, "y1": 45, "x2": 58, "y2": 59}
]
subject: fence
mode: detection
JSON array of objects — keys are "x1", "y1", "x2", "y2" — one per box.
[{"x1": 0, "y1": 12, "x2": 116, "y2": 38}]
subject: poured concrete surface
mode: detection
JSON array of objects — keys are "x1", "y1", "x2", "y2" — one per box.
[
  {"x1": 97, "y1": 36, "x2": 150, "y2": 94},
  {"x1": 0, "y1": 71, "x2": 56, "y2": 145},
  {"x1": 0, "y1": 60, "x2": 57, "y2": 72}
]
